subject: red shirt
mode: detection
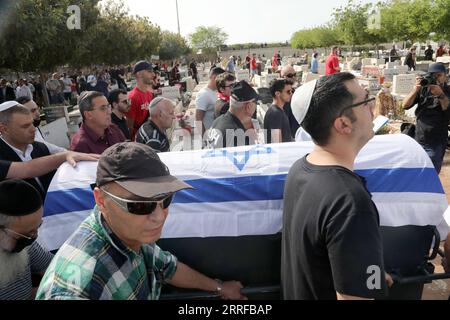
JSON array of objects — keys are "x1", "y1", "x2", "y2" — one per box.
[
  {"x1": 325, "y1": 53, "x2": 340, "y2": 75},
  {"x1": 126, "y1": 86, "x2": 153, "y2": 139},
  {"x1": 70, "y1": 123, "x2": 125, "y2": 155},
  {"x1": 251, "y1": 58, "x2": 257, "y2": 70},
  {"x1": 437, "y1": 47, "x2": 445, "y2": 58}
]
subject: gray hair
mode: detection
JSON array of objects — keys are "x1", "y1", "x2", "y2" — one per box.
[
  {"x1": 0, "y1": 213, "x2": 14, "y2": 228},
  {"x1": 149, "y1": 97, "x2": 170, "y2": 118},
  {"x1": 229, "y1": 97, "x2": 245, "y2": 111},
  {"x1": 0, "y1": 105, "x2": 30, "y2": 125},
  {"x1": 78, "y1": 91, "x2": 105, "y2": 121}
]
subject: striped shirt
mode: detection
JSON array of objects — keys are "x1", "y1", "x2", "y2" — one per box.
[
  {"x1": 0, "y1": 242, "x2": 53, "y2": 300},
  {"x1": 36, "y1": 207, "x2": 178, "y2": 300},
  {"x1": 136, "y1": 120, "x2": 170, "y2": 153}
]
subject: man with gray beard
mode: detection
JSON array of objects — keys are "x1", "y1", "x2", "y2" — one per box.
[{"x1": 0, "y1": 180, "x2": 53, "y2": 299}]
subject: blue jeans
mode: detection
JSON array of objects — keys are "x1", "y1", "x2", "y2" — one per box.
[{"x1": 422, "y1": 139, "x2": 447, "y2": 174}]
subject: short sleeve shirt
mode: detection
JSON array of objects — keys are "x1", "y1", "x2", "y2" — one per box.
[
  {"x1": 325, "y1": 53, "x2": 340, "y2": 75},
  {"x1": 263, "y1": 105, "x2": 292, "y2": 143},
  {"x1": 196, "y1": 87, "x2": 217, "y2": 130},
  {"x1": 282, "y1": 157, "x2": 387, "y2": 300},
  {"x1": 126, "y1": 86, "x2": 154, "y2": 133}
]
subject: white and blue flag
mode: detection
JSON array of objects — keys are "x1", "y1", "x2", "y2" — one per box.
[{"x1": 40, "y1": 134, "x2": 450, "y2": 251}]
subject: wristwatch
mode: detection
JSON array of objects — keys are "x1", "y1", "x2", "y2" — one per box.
[{"x1": 215, "y1": 279, "x2": 224, "y2": 296}]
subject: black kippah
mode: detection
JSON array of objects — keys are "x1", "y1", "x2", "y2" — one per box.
[{"x1": 0, "y1": 180, "x2": 42, "y2": 217}]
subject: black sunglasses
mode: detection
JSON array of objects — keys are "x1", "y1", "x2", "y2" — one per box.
[
  {"x1": 102, "y1": 189, "x2": 173, "y2": 216},
  {"x1": 285, "y1": 73, "x2": 296, "y2": 78}
]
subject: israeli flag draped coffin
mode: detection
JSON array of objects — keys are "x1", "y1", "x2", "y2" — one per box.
[{"x1": 40, "y1": 135, "x2": 449, "y2": 251}]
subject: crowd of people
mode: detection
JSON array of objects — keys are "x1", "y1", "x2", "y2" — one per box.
[{"x1": 0, "y1": 45, "x2": 449, "y2": 300}]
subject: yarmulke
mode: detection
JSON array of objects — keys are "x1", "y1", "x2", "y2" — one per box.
[
  {"x1": 291, "y1": 79, "x2": 318, "y2": 125},
  {"x1": 0, "y1": 101, "x2": 19, "y2": 113},
  {"x1": 0, "y1": 180, "x2": 42, "y2": 217}
]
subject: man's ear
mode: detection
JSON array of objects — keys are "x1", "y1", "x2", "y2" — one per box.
[
  {"x1": 333, "y1": 116, "x2": 352, "y2": 135},
  {"x1": 93, "y1": 187, "x2": 106, "y2": 209},
  {"x1": 0, "y1": 123, "x2": 8, "y2": 136}
]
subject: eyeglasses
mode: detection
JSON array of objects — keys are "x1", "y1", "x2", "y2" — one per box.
[
  {"x1": 1, "y1": 221, "x2": 42, "y2": 240},
  {"x1": 285, "y1": 74, "x2": 296, "y2": 78},
  {"x1": 223, "y1": 83, "x2": 236, "y2": 88},
  {"x1": 102, "y1": 189, "x2": 173, "y2": 216},
  {"x1": 94, "y1": 105, "x2": 112, "y2": 112},
  {"x1": 339, "y1": 97, "x2": 375, "y2": 117}
]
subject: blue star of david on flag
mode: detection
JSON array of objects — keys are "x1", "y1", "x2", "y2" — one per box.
[{"x1": 202, "y1": 145, "x2": 274, "y2": 171}]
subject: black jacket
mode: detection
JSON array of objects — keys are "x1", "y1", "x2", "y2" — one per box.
[
  {"x1": 0, "y1": 86, "x2": 16, "y2": 103},
  {"x1": 0, "y1": 139, "x2": 55, "y2": 200}
]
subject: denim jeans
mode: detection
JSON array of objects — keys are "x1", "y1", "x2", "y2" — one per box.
[{"x1": 422, "y1": 139, "x2": 447, "y2": 174}]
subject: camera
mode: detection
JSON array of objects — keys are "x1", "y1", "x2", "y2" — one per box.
[{"x1": 420, "y1": 73, "x2": 437, "y2": 87}]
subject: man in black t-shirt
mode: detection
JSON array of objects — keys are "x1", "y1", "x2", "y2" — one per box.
[
  {"x1": 108, "y1": 89, "x2": 131, "y2": 140},
  {"x1": 264, "y1": 79, "x2": 293, "y2": 144},
  {"x1": 282, "y1": 72, "x2": 391, "y2": 300},
  {"x1": 403, "y1": 63, "x2": 450, "y2": 174},
  {"x1": 207, "y1": 81, "x2": 259, "y2": 149}
]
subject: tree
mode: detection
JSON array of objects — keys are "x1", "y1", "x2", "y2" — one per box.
[
  {"x1": 159, "y1": 31, "x2": 191, "y2": 61},
  {"x1": 189, "y1": 26, "x2": 228, "y2": 54},
  {"x1": 291, "y1": 26, "x2": 341, "y2": 49},
  {"x1": 333, "y1": 1, "x2": 372, "y2": 48},
  {"x1": 0, "y1": 0, "x2": 102, "y2": 106},
  {"x1": 379, "y1": 0, "x2": 435, "y2": 43},
  {"x1": 70, "y1": 0, "x2": 161, "y2": 67}
]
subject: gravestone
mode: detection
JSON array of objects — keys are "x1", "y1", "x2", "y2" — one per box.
[
  {"x1": 382, "y1": 68, "x2": 399, "y2": 82},
  {"x1": 394, "y1": 65, "x2": 409, "y2": 74},
  {"x1": 161, "y1": 86, "x2": 181, "y2": 100},
  {"x1": 264, "y1": 73, "x2": 278, "y2": 87},
  {"x1": 392, "y1": 74, "x2": 416, "y2": 96},
  {"x1": 386, "y1": 61, "x2": 399, "y2": 69},
  {"x1": 43, "y1": 105, "x2": 69, "y2": 124},
  {"x1": 236, "y1": 69, "x2": 250, "y2": 82},
  {"x1": 362, "y1": 65, "x2": 381, "y2": 78},
  {"x1": 302, "y1": 72, "x2": 321, "y2": 84},
  {"x1": 437, "y1": 56, "x2": 450, "y2": 64},
  {"x1": 253, "y1": 75, "x2": 263, "y2": 88},
  {"x1": 358, "y1": 78, "x2": 380, "y2": 93},
  {"x1": 40, "y1": 118, "x2": 70, "y2": 149},
  {"x1": 415, "y1": 62, "x2": 431, "y2": 73},
  {"x1": 362, "y1": 58, "x2": 377, "y2": 66}
]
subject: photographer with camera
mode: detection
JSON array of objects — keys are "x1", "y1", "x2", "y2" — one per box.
[{"x1": 403, "y1": 63, "x2": 450, "y2": 173}]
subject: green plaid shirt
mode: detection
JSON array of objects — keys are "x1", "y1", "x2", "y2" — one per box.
[{"x1": 36, "y1": 207, "x2": 178, "y2": 300}]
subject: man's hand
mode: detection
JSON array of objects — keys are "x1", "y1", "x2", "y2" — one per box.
[
  {"x1": 220, "y1": 281, "x2": 246, "y2": 300},
  {"x1": 441, "y1": 256, "x2": 450, "y2": 273},
  {"x1": 385, "y1": 273, "x2": 394, "y2": 288},
  {"x1": 415, "y1": 76, "x2": 423, "y2": 92},
  {"x1": 66, "y1": 152, "x2": 101, "y2": 167},
  {"x1": 429, "y1": 84, "x2": 444, "y2": 97}
]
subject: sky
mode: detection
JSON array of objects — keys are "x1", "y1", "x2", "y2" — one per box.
[{"x1": 121, "y1": 0, "x2": 378, "y2": 44}]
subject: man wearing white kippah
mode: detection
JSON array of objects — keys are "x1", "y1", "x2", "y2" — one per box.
[
  {"x1": 282, "y1": 72, "x2": 392, "y2": 300},
  {"x1": 0, "y1": 101, "x2": 100, "y2": 199}
]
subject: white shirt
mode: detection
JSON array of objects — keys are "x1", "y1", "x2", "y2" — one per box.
[
  {"x1": 195, "y1": 87, "x2": 217, "y2": 130},
  {"x1": 15, "y1": 85, "x2": 33, "y2": 100},
  {"x1": 0, "y1": 137, "x2": 44, "y2": 191},
  {"x1": 62, "y1": 78, "x2": 72, "y2": 93},
  {"x1": 35, "y1": 129, "x2": 66, "y2": 154}
]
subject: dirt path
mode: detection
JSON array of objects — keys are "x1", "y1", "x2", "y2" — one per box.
[{"x1": 422, "y1": 149, "x2": 450, "y2": 300}]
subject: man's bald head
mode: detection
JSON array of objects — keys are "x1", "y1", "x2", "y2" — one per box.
[{"x1": 281, "y1": 65, "x2": 296, "y2": 78}]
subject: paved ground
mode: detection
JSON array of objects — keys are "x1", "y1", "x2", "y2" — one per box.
[{"x1": 422, "y1": 149, "x2": 450, "y2": 300}]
